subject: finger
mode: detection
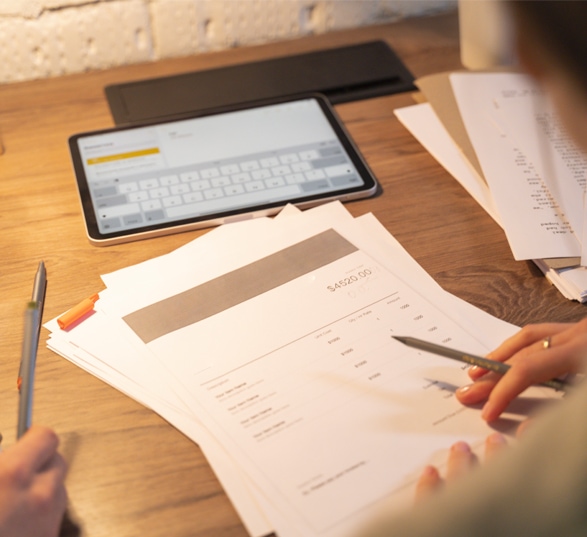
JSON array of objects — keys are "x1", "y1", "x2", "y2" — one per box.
[
  {"x1": 484, "y1": 433, "x2": 507, "y2": 460},
  {"x1": 415, "y1": 465, "x2": 442, "y2": 503},
  {"x1": 468, "y1": 324, "x2": 570, "y2": 382},
  {"x1": 516, "y1": 419, "x2": 534, "y2": 438},
  {"x1": 468, "y1": 364, "x2": 492, "y2": 381},
  {"x1": 446, "y1": 441, "x2": 477, "y2": 481},
  {"x1": 456, "y1": 373, "x2": 502, "y2": 405},
  {"x1": 9, "y1": 425, "x2": 60, "y2": 474},
  {"x1": 486, "y1": 323, "x2": 571, "y2": 363},
  {"x1": 482, "y1": 344, "x2": 580, "y2": 421}
]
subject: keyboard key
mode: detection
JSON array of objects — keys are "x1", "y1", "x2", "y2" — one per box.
[
  {"x1": 149, "y1": 187, "x2": 170, "y2": 199},
  {"x1": 97, "y1": 203, "x2": 141, "y2": 219},
  {"x1": 324, "y1": 164, "x2": 354, "y2": 178},
  {"x1": 285, "y1": 173, "x2": 305, "y2": 184},
  {"x1": 118, "y1": 182, "x2": 138, "y2": 194},
  {"x1": 170, "y1": 184, "x2": 190, "y2": 195},
  {"x1": 123, "y1": 214, "x2": 143, "y2": 226},
  {"x1": 204, "y1": 188, "x2": 223, "y2": 200},
  {"x1": 212, "y1": 177, "x2": 231, "y2": 188},
  {"x1": 245, "y1": 180, "x2": 265, "y2": 192},
  {"x1": 260, "y1": 156, "x2": 279, "y2": 168},
  {"x1": 319, "y1": 146, "x2": 343, "y2": 157},
  {"x1": 280, "y1": 153, "x2": 299, "y2": 164},
  {"x1": 331, "y1": 174, "x2": 361, "y2": 186},
  {"x1": 141, "y1": 199, "x2": 162, "y2": 211},
  {"x1": 271, "y1": 165, "x2": 291, "y2": 176},
  {"x1": 93, "y1": 186, "x2": 118, "y2": 198},
  {"x1": 96, "y1": 195, "x2": 127, "y2": 208},
  {"x1": 299, "y1": 150, "x2": 320, "y2": 160},
  {"x1": 183, "y1": 192, "x2": 204, "y2": 203},
  {"x1": 145, "y1": 209, "x2": 165, "y2": 221},
  {"x1": 180, "y1": 171, "x2": 200, "y2": 182},
  {"x1": 291, "y1": 161, "x2": 312, "y2": 172},
  {"x1": 305, "y1": 169, "x2": 326, "y2": 181},
  {"x1": 251, "y1": 169, "x2": 272, "y2": 180},
  {"x1": 163, "y1": 196, "x2": 182, "y2": 207},
  {"x1": 231, "y1": 172, "x2": 251, "y2": 184},
  {"x1": 241, "y1": 160, "x2": 260, "y2": 171},
  {"x1": 99, "y1": 217, "x2": 121, "y2": 230},
  {"x1": 310, "y1": 156, "x2": 347, "y2": 168},
  {"x1": 128, "y1": 191, "x2": 149, "y2": 203},
  {"x1": 160, "y1": 175, "x2": 179, "y2": 186},
  {"x1": 224, "y1": 184, "x2": 245, "y2": 196},
  {"x1": 191, "y1": 180, "x2": 211, "y2": 191},
  {"x1": 201, "y1": 167, "x2": 220, "y2": 179},
  {"x1": 265, "y1": 177, "x2": 286, "y2": 188},
  {"x1": 301, "y1": 179, "x2": 330, "y2": 192},
  {"x1": 139, "y1": 178, "x2": 159, "y2": 189},
  {"x1": 220, "y1": 164, "x2": 240, "y2": 175}
]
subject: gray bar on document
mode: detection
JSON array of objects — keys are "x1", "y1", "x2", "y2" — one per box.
[{"x1": 123, "y1": 229, "x2": 358, "y2": 343}]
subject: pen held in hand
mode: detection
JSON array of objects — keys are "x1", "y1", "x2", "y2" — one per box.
[
  {"x1": 18, "y1": 261, "x2": 46, "y2": 390},
  {"x1": 17, "y1": 301, "x2": 41, "y2": 439},
  {"x1": 392, "y1": 335, "x2": 569, "y2": 393}
]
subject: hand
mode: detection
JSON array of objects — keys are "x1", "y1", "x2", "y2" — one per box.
[
  {"x1": 0, "y1": 425, "x2": 68, "y2": 537},
  {"x1": 456, "y1": 319, "x2": 587, "y2": 421},
  {"x1": 415, "y1": 433, "x2": 507, "y2": 502}
]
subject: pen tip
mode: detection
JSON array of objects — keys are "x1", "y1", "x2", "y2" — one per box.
[{"x1": 392, "y1": 335, "x2": 406, "y2": 343}]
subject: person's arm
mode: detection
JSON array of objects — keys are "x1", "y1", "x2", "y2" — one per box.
[
  {"x1": 356, "y1": 378, "x2": 587, "y2": 537},
  {"x1": 455, "y1": 318, "x2": 587, "y2": 421},
  {"x1": 0, "y1": 425, "x2": 68, "y2": 537}
]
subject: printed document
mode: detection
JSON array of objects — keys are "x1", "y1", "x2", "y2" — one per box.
[
  {"x1": 46, "y1": 203, "x2": 557, "y2": 537},
  {"x1": 103, "y1": 210, "x2": 553, "y2": 537},
  {"x1": 451, "y1": 72, "x2": 582, "y2": 260}
]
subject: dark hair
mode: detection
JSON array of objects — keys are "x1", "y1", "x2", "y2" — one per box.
[{"x1": 508, "y1": 1, "x2": 587, "y2": 93}]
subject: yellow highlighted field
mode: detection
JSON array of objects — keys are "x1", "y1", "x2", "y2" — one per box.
[{"x1": 87, "y1": 147, "x2": 160, "y2": 165}]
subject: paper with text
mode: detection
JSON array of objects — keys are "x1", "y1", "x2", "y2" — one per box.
[
  {"x1": 115, "y1": 227, "x2": 550, "y2": 537},
  {"x1": 451, "y1": 72, "x2": 581, "y2": 260}
]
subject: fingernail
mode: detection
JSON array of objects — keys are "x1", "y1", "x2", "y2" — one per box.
[
  {"x1": 421, "y1": 464, "x2": 438, "y2": 477},
  {"x1": 456, "y1": 384, "x2": 472, "y2": 395},
  {"x1": 452, "y1": 441, "x2": 471, "y2": 453},
  {"x1": 487, "y1": 432, "x2": 507, "y2": 445},
  {"x1": 481, "y1": 402, "x2": 494, "y2": 421}
]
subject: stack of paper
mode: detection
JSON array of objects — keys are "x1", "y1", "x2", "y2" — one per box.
[
  {"x1": 46, "y1": 202, "x2": 557, "y2": 537},
  {"x1": 395, "y1": 72, "x2": 587, "y2": 302}
]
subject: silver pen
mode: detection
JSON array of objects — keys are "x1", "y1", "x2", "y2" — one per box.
[
  {"x1": 17, "y1": 262, "x2": 47, "y2": 439},
  {"x1": 392, "y1": 335, "x2": 569, "y2": 392},
  {"x1": 17, "y1": 261, "x2": 46, "y2": 390}
]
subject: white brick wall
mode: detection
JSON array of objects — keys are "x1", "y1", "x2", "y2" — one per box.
[{"x1": 0, "y1": 0, "x2": 455, "y2": 84}]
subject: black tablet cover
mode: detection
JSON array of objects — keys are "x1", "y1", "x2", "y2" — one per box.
[{"x1": 105, "y1": 41, "x2": 415, "y2": 125}]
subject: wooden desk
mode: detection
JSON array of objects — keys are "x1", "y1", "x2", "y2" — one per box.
[{"x1": 0, "y1": 10, "x2": 584, "y2": 537}]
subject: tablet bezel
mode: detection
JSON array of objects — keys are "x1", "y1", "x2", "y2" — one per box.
[{"x1": 68, "y1": 93, "x2": 379, "y2": 246}]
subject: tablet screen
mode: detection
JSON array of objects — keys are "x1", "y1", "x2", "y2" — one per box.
[{"x1": 69, "y1": 95, "x2": 378, "y2": 245}]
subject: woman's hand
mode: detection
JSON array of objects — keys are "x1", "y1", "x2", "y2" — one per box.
[
  {"x1": 415, "y1": 433, "x2": 508, "y2": 502},
  {"x1": 456, "y1": 319, "x2": 587, "y2": 421},
  {"x1": 0, "y1": 425, "x2": 68, "y2": 537}
]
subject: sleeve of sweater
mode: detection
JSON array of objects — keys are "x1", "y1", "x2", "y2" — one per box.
[{"x1": 356, "y1": 380, "x2": 587, "y2": 537}]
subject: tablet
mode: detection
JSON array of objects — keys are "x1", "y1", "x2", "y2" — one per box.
[{"x1": 69, "y1": 94, "x2": 379, "y2": 245}]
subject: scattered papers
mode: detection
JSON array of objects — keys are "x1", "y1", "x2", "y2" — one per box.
[
  {"x1": 396, "y1": 71, "x2": 587, "y2": 302},
  {"x1": 46, "y1": 202, "x2": 557, "y2": 536},
  {"x1": 451, "y1": 72, "x2": 584, "y2": 260}
]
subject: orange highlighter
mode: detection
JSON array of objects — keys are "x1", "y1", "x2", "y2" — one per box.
[{"x1": 57, "y1": 293, "x2": 99, "y2": 330}]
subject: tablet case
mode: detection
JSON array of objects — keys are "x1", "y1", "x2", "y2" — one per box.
[{"x1": 105, "y1": 41, "x2": 415, "y2": 125}]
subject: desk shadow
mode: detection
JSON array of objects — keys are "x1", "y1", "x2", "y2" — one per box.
[
  {"x1": 59, "y1": 431, "x2": 83, "y2": 537},
  {"x1": 60, "y1": 510, "x2": 82, "y2": 537},
  {"x1": 317, "y1": 369, "x2": 559, "y2": 439}
]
